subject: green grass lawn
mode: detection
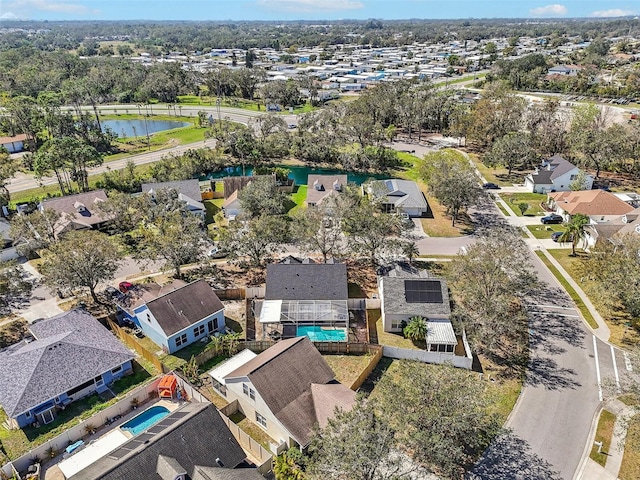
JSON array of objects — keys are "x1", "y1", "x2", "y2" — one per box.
[
  {"x1": 203, "y1": 199, "x2": 223, "y2": 225},
  {"x1": 287, "y1": 185, "x2": 307, "y2": 215},
  {"x1": 496, "y1": 202, "x2": 511, "y2": 216},
  {"x1": 396, "y1": 151, "x2": 422, "y2": 167},
  {"x1": 535, "y1": 251, "x2": 599, "y2": 329},
  {"x1": 591, "y1": 410, "x2": 617, "y2": 466},
  {"x1": 0, "y1": 361, "x2": 155, "y2": 459},
  {"x1": 322, "y1": 354, "x2": 374, "y2": 388},
  {"x1": 470, "y1": 153, "x2": 526, "y2": 187},
  {"x1": 620, "y1": 413, "x2": 640, "y2": 480},
  {"x1": 372, "y1": 311, "x2": 422, "y2": 350},
  {"x1": 229, "y1": 411, "x2": 274, "y2": 451},
  {"x1": 499, "y1": 193, "x2": 547, "y2": 216},
  {"x1": 527, "y1": 224, "x2": 565, "y2": 239}
]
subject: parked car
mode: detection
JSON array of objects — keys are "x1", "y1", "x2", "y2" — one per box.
[
  {"x1": 287, "y1": 124, "x2": 297, "y2": 129},
  {"x1": 482, "y1": 182, "x2": 501, "y2": 190},
  {"x1": 207, "y1": 245, "x2": 227, "y2": 259},
  {"x1": 118, "y1": 281, "x2": 134, "y2": 293},
  {"x1": 551, "y1": 231, "x2": 563, "y2": 242},
  {"x1": 541, "y1": 214, "x2": 564, "y2": 225}
]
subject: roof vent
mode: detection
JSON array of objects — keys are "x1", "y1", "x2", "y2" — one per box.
[
  {"x1": 215, "y1": 458, "x2": 224, "y2": 467},
  {"x1": 333, "y1": 180, "x2": 342, "y2": 191}
]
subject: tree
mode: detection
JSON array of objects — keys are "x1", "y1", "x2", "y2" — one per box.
[
  {"x1": 586, "y1": 233, "x2": 640, "y2": 321},
  {"x1": 448, "y1": 227, "x2": 538, "y2": 365},
  {"x1": 40, "y1": 230, "x2": 121, "y2": 303},
  {"x1": 419, "y1": 149, "x2": 483, "y2": 226},
  {"x1": 403, "y1": 316, "x2": 427, "y2": 342},
  {"x1": 0, "y1": 261, "x2": 33, "y2": 314},
  {"x1": 374, "y1": 361, "x2": 502, "y2": 479},
  {"x1": 238, "y1": 176, "x2": 288, "y2": 218},
  {"x1": 219, "y1": 214, "x2": 289, "y2": 268},
  {"x1": 137, "y1": 210, "x2": 206, "y2": 279},
  {"x1": 569, "y1": 170, "x2": 591, "y2": 191},
  {"x1": 517, "y1": 203, "x2": 529, "y2": 216},
  {"x1": 483, "y1": 132, "x2": 536, "y2": 177},
  {"x1": 290, "y1": 199, "x2": 343, "y2": 263},
  {"x1": 527, "y1": 98, "x2": 569, "y2": 159},
  {"x1": 559, "y1": 213, "x2": 589, "y2": 256},
  {"x1": 308, "y1": 400, "x2": 416, "y2": 480},
  {"x1": 341, "y1": 193, "x2": 404, "y2": 265},
  {"x1": 0, "y1": 149, "x2": 18, "y2": 207},
  {"x1": 9, "y1": 208, "x2": 62, "y2": 256}
]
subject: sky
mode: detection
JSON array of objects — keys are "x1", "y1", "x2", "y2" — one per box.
[{"x1": 0, "y1": 0, "x2": 639, "y2": 21}]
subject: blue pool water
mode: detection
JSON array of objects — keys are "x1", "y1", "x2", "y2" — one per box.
[
  {"x1": 297, "y1": 326, "x2": 347, "y2": 342},
  {"x1": 102, "y1": 119, "x2": 190, "y2": 138},
  {"x1": 121, "y1": 405, "x2": 170, "y2": 435}
]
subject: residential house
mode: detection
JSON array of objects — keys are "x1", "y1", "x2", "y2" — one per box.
[
  {"x1": 378, "y1": 264, "x2": 457, "y2": 353},
  {"x1": 0, "y1": 309, "x2": 134, "y2": 429},
  {"x1": 68, "y1": 402, "x2": 265, "y2": 480},
  {"x1": 222, "y1": 175, "x2": 274, "y2": 219},
  {"x1": 584, "y1": 207, "x2": 640, "y2": 249},
  {"x1": 209, "y1": 336, "x2": 356, "y2": 450},
  {"x1": 547, "y1": 64, "x2": 582, "y2": 76},
  {"x1": 141, "y1": 180, "x2": 205, "y2": 219},
  {"x1": 548, "y1": 189, "x2": 635, "y2": 224},
  {"x1": 257, "y1": 259, "x2": 349, "y2": 340},
  {"x1": 0, "y1": 219, "x2": 18, "y2": 261},
  {"x1": 524, "y1": 155, "x2": 593, "y2": 194},
  {"x1": 39, "y1": 190, "x2": 111, "y2": 234},
  {"x1": 366, "y1": 179, "x2": 429, "y2": 217},
  {"x1": 305, "y1": 174, "x2": 347, "y2": 207},
  {"x1": 117, "y1": 279, "x2": 225, "y2": 354},
  {"x1": 0, "y1": 133, "x2": 27, "y2": 153}
]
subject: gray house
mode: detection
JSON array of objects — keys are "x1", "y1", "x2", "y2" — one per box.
[
  {"x1": 141, "y1": 180, "x2": 205, "y2": 219},
  {"x1": 524, "y1": 155, "x2": 593, "y2": 194},
  {"x1": 367, "y1": 179, "x2": 429, "y2": 217},
  {"x1": 0, "y1": 310, "x2": 134, "y2": 429},
  {"x1": 378, "y1": 265, "x2": 457, "y2": 353}
]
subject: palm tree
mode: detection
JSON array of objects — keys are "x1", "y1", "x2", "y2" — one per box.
[
  {"x1": 403, "y1": 316, "x2": 428, "y2": 342},
  {"x1": 559, "y1": 213, "x2": 589, "y2": 256}
]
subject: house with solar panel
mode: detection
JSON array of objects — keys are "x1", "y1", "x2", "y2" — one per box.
[{"x1": 378, "y1": 265, "x2": 458, "y2": 354}]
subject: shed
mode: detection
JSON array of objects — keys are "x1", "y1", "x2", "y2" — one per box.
[{"x1": 158, "y1": 375, "x2": 178, "y2": 399}]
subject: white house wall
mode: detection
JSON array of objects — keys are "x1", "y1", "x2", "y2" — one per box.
[{"x1": 225, "y1": 378, "x2": 293, "y2": 449}]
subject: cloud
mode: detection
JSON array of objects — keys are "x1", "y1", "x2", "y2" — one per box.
[
  {"x1": 590, "y1": 9, "x2": 634, "y2": 18},
  {"x1": 3, "y1": 0, "x2": 95, "y2": 15},
  {"x1": 529, "y1": 4, "x2": 568, "y2": 17},
  {"x1": 255, "y1": 0, "x2": 364, "y2": 14},
  {"x1": 0, "y1": 11, "x2": 19, "y2": 19}
]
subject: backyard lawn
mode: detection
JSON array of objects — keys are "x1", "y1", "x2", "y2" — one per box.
[
  {"x1": 370, "y1": 309, "x2": 422, "y2": 350},
  {"x1": 470, "y1": 153, "x2": 527, "y2": 187},
  {"x1": 322, "y1": 354, "x2": 374, "y2": 388},
  {"x1": 499, "y1": 193, "x2": 547, "y2": 216},
  {"x1": 229, "y1": 411, "x2": 274, "y2": 451},
  {"x1": 287, "y1": 185, "x2": 307, "y2": 215}
]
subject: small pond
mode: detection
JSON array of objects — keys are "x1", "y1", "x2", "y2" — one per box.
[
  {"x1": 205, "y1": 165, "x2": 388, "y2": 186},
  {"x1": 102, "y1": 119, "x2": 191, "y2": 138}
]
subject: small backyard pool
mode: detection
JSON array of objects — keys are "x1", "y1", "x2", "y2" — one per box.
[
  {"x1": 297, "y1": 326, "x2": 347, "y2": 342},
  {"x1": 120, "y1": 405, "x2": 170, "y2": 436}
]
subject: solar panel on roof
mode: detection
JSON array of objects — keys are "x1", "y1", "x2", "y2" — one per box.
[{"x1": 405, "y1": 280, "x2": 443, "y2": 304}]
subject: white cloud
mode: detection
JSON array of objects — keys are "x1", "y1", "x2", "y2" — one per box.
[
  {"x1": 590, "y1": 9, "x2": 634, "y2": 18},
  {"x1": 529, "y1": 4, "x2": 568, "y2": 17},
  {"x1": 0, "y1": 11, "x2": 19, "y2": 19},
  {"x1": 255, "y1": 0, "x2": 364, "y2": 14},
  {"x1": 4, "y1": 0, "x2": 94, "y2": 15}
]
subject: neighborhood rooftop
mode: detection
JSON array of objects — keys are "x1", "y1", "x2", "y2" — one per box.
[
  {"x1": 379, "y1": 276, "x2": 450, "y2": 317},
  {"x1": 0, "y1": 309, "x2": 134, "y2": 418},
  {"x1": 264, "y1": 262, "x2": 348, "y2": 301}
]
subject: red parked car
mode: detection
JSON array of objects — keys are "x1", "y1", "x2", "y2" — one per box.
[{"x1": 118, "y1": 281, "x2": 134, "y2": 293}]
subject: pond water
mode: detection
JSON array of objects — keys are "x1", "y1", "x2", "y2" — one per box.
[
  {"x1": 102, "y1": 119, "x2": 191, "y2": 138},
  {"x1": 205, "y1": 165, "x2": 388, "y2": 186}
]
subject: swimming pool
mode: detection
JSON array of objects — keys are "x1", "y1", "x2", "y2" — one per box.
[
  {"x1": 120, "y1": 405, "x2": 170, "y2": 436},
  {"x1": 297, "y1": 326, "x2": 347, "y2": 342}
]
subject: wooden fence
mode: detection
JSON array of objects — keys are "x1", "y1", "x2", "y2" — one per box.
[
  {"x1": 349, "y1": 344, "x2": 384, "y2": 391},
  {"x1": 108, "y1": 319, "x2": 166, "y2": 373},
  {"x1": 214, "y1": 287, "x2": 265, "y2": 300},
  {"x1": 220, "y1": 411, "x2": 273, "y2": 474}
]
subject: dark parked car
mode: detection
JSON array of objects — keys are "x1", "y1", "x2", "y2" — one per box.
[
  {"x1": 541, "y1": 214, "x2": 564, "y2": 225},
  {"x1": 483, "y1": 182, "x2": 501, "y2": 190},
  {"x1": 551, "y1": 231, "x2": 563, "y2": 242}
]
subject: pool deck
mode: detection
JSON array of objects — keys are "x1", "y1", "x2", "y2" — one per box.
[{"x1": 42, "y1": 398, "x2": 183, "y2": 480}]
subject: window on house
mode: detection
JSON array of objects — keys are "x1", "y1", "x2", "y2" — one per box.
[
  {"x1": 390, "y1": 319, "x2": 403, "y2": 329},
  {"x1": 111, "y1": 365, "x2": 123, "y2": 375},
  {"x1": 256, "y1": 412, "x2": 267, "y2": 428},
  {"x1": 25, "y1": 410, "x2": 31, "y2": 418},
  {"x1": 175, "y1": 333, "x2": 188, "y2": 347},
  {"x1": 243, "y1": 384, "x2": 256, "y2": 400},
  {"x1": 570, "y1": 174, "x2": 577, "y2": 180},
  {"x1": 54, "y1": 396, "x2": 60, "y2": 404},
  {"x1": 146, "y1": 313, "x2": 151, "y2": 322},
  {"x1": 193, "y1": 324, "x2": 205, "y2": 337}
]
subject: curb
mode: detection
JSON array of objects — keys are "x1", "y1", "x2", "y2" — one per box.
[{"x1": 573, "y1": 403, "x2": 604, "y2": 480}]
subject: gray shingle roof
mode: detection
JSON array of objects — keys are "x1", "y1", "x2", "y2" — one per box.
[
  {"x1": 225, "y1": 337, "x2": 355, "y2": 446},
  {"x1": 70, "y1": 403, "x2": 250, "y2": 480},
  {"x1": 369, "y1": 179, "x2": 428, "y2": 210},
  {"x1": 265, "y1": 263, "x2": 348, "y2": 301},
  {"x1": 0, "y1": 309, "x2": 134, "y2": 417},
  {"x1": 305, "y1": 174, "x2": 347, "y2": 205},
  {"x1": 40, "y1": 190, "x2": 110, "y2": 229},
  {"x1": 145, "y1": 280, "x2": 224, "y2": 336},
  {"x1": 529, "y1": 155, "x2": 578, "y2": 185},
  {"x1": 141, "y1": 180, "x2": 202, "y2": 203},
  {"x1": 380, "y1": 276, "x2": 451, "y2": 317}
]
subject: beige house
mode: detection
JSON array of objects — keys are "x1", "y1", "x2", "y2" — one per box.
[
  {"x1": 548, "y1": 190, "x2": 635, "y2": 224},
  {"x1": 38, "y1": 190, "x2": 111, "y2": 234},
  {"x1": 305, "y1": 174, "x2": 347, "y2": 207},
  {"x1": 208, "y1": 337, "x2": 355, "y2": 451}
]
